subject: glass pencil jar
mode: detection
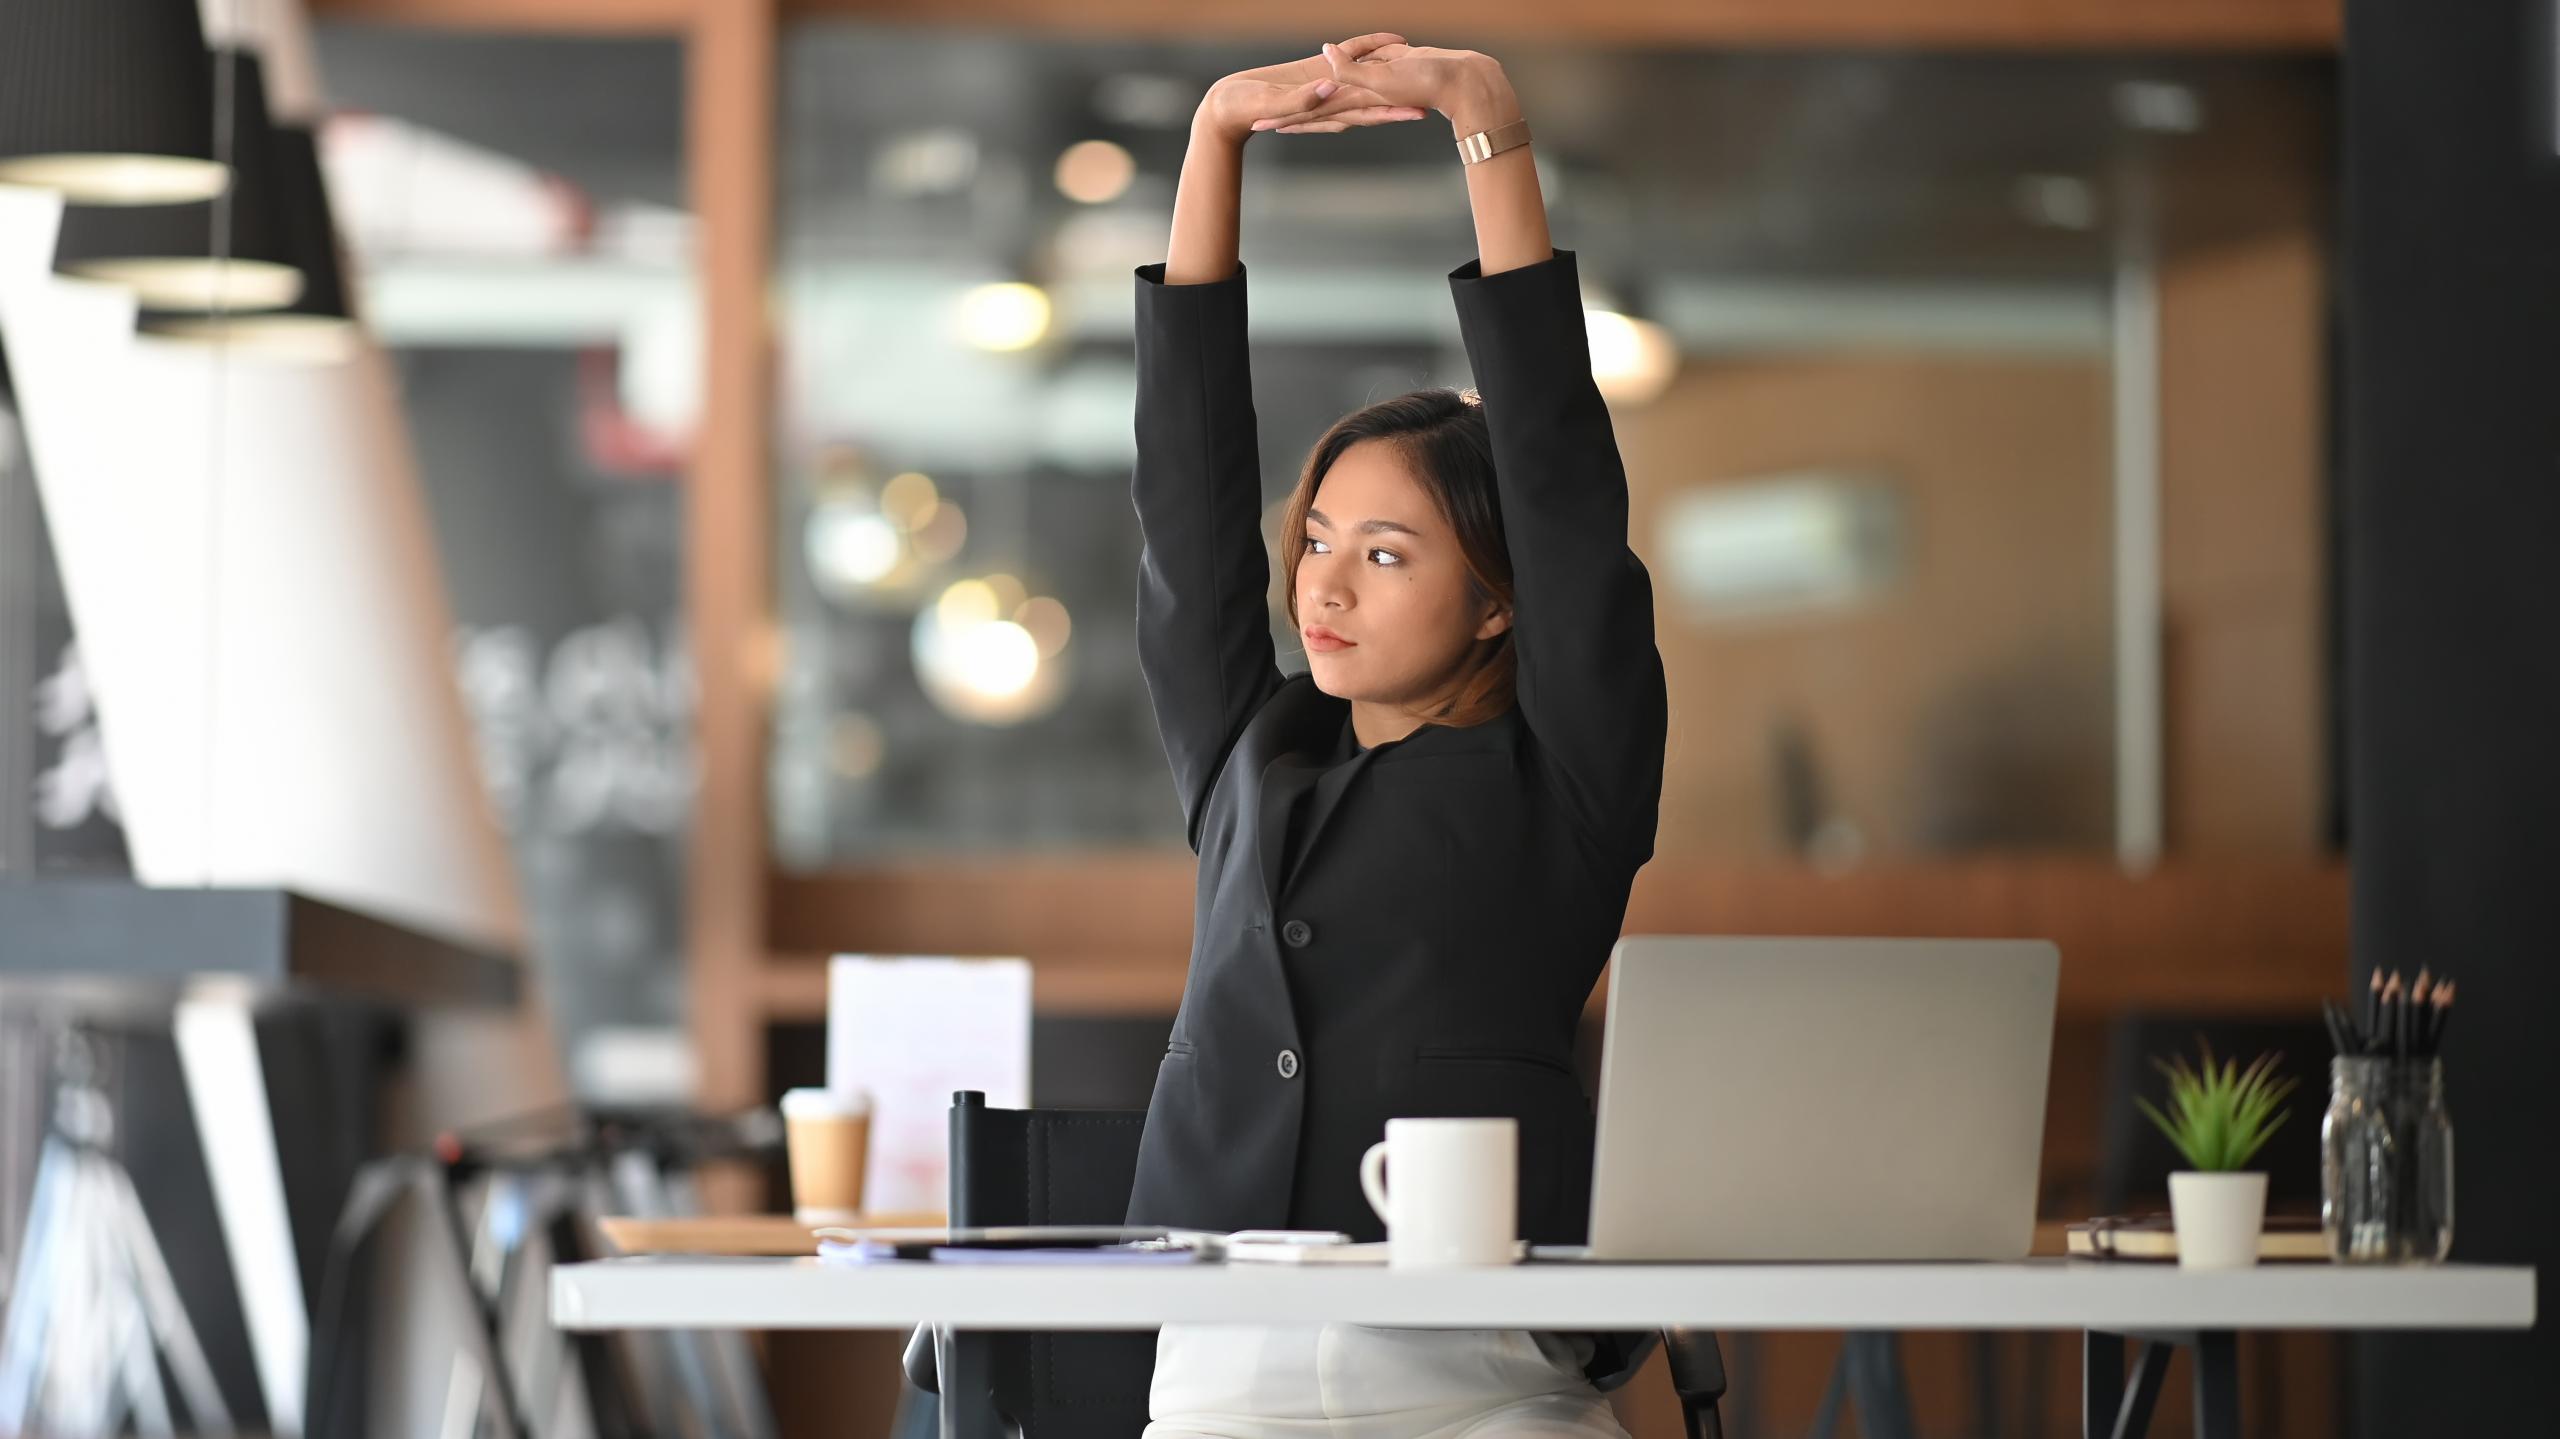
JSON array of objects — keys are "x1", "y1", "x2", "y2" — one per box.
[
  {"x1": 2321, "y1": 1056, "x2": 2396, "y2": 1262},
  {"x1": 2397, "y1": 1058, "x2": 2455, "y2": 1263},
  {"x1": 2321, "y1": 1055, "x2": 2455, "y2": 1263}
]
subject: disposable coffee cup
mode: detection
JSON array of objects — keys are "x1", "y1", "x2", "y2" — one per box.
[{"x1": 782, "y1": 1087, "x2": 873, "y2": 1224}]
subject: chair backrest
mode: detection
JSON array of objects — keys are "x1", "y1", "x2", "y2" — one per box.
[
  {"x1": 939, "y1": 1091, "x2": 1157, "y2": 1439},
  {"x1": 949, "y1": 1090, "x2": 1150, "y2": 1231}
]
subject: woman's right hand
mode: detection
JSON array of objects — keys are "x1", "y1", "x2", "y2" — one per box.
[{"x1": 1196, "y1": 34, "x2": 1427, "y2": 144}]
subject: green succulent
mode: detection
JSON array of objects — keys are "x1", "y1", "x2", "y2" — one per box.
[{"x1": 2136, "y1": 1039, "x2": 2299, "y2": 1173}]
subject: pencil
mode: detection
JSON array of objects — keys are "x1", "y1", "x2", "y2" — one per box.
[
  {"x1": 2383, "y1": 972, "x2": 2407, "y2": 1062},
  {"x1": 2367, "y1": 968, "x2": 2386, "y2": 1051}
]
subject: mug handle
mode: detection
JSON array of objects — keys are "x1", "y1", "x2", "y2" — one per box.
[{"x1": 1359, "y1": 1140, "x2": 1392, "y2": 1225}]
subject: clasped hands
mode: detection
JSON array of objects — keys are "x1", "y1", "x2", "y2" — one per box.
[{"x1": 1197, "y1": 34, "x2": 1517, "y2": 143}]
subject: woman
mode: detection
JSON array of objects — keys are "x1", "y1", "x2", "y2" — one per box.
[{"x1": 1125, "y1": 33, "x2": 1669, "y2": 1439}]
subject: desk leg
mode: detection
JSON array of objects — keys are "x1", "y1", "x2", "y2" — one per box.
[
  {"x1": 1971, "y1": 1331, "x2": 2003, "y2": 1439},
  {"x1": 932, "y1": 1326, "x2": 958, "y2": 1439},
  {"x1": 2112, "y1": 1342, "x2": 2172, "y2": 1439},
  {"x1": 2084, "y1": 1331, "x2": 2124, "y2": 1439},
  {"x1": 2192, "y1": 1332, "x2": 2240, "y2": 1439},
  {"x1": 930, "y1": 1327, "x2": 1016, "y2": 1439},
  {"x1": 1860, "y1": 1333, "x2": 1917, "y2": 1439}
]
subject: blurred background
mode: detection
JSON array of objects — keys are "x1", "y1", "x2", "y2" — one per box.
[{"x1": 1, "y1": 1, "x2": 2551, "y2": 1437}]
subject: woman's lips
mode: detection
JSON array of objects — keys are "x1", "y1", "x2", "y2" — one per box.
[{"x1": 1303, "y1": 626, "x2": 1355, "y2": 653}]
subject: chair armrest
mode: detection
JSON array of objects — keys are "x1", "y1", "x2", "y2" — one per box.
[{"x1": 1662, "y1": 1328, "x2": 1727, "y2": 1403}]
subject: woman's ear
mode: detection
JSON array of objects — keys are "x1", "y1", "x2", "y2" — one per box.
[{"x1": 1474, "y1": 602, "x2": 1513, "y2": 642}]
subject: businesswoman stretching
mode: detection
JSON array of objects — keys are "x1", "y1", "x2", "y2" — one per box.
[{"x1": 1125, "y1": 34, "x2": 1668, "y2": 1439}]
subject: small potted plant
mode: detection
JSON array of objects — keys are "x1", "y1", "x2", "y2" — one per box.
[{"x1": 2137, "y1": 1039, "x2": 2299, "y2": 1270}]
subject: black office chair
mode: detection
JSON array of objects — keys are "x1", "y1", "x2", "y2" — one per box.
[{"x1": 902, "y1": 1091, "x2": 1733, "y2": 1439}]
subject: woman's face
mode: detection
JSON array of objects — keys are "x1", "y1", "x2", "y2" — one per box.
[{"x1": 1295, "y1": 438, "x2": 1510, "y2": 710}]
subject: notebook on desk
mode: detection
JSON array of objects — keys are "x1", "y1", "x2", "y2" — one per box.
[{"x1": 2068, "y1": 1215, "x2": 2327, "y2": 1263}]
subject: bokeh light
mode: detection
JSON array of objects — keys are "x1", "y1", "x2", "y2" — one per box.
[
  {"x1": 958, "y1": 281, "x2": 1052, "y2": 351},
  {"x1": 881, "y1": 470, "x2": 940, "y2": 529},
  {"x1": 805, "y1": 498, "x2": 904, "y2": 595},
  {"x1": 911, "y1": 501, "x2": 969, "y2": 564},
  {"x1": 1583, "y1": 309, "x2": 1679, "y2": 406},
  {"x1": 1054, "y1": 139, "x2": 1136, "y2": 204},
  {"x1": 1014, "y1": 595, "x2": 1072, "y2": 658}
]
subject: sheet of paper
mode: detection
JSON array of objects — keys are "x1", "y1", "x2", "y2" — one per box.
[{"x1": 826, "y1": 954, "x2": 1032, "y2": 1215}]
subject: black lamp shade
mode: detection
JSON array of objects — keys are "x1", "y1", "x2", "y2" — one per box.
[
  {"x1": 263, "y1": 125, "x2": 351, "y2": 322},
  {"x1": 0, "y1": 0, "x2": 225, "y2": 205},
  {"x1": 143, "y1": 121, "x2": 360, "y2": 361},
  {"x1": 54, "y1": 51, "x2": 303, "y2": 314}
]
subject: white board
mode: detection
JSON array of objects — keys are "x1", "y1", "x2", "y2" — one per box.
[{"x1": 825, "y1": 955, "x2": 1032, "y2": 1216}]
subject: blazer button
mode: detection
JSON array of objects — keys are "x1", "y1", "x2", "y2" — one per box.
[
  {"x1": 1276, "y1": 1048, "x2": 1300, "y2": 1079},
  {"x1": 1281, "y1": 919, "x2": 1314, "y2": 948}
]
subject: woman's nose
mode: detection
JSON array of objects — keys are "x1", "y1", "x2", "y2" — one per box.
[{"x1": 1304, "y1": 571, "x2": 1351, "y2": 610}]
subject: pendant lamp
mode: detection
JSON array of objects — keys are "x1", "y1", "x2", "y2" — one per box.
[
  {"x1": 53, "y1": 51, "x2": 303, "y2": 314},
  {"x1": 145, "y1": 122, "x2": 357, "y2": 360},
  {"x1": 0, "y1": 0, "x2": 226, "y2": 205}
]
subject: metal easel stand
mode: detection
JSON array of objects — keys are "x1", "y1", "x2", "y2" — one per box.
[
  {"x1": 0, "y1": 1029, "x2": 234, "y2": 1437},
  {"x1": 304, "y1": 1105, "x2": 783, "y2": 1439},
  {"x1": 591, "y1": 1119, "x2": 780, "y2": 1439}
]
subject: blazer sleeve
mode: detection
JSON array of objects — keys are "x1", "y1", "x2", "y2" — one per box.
[
  {"x1": 1131, "y1": 261, "x2": 1285, "y2": 850},
  {"x1": 1448, "y1": 249, "x2": 1670, "y2": 865}
]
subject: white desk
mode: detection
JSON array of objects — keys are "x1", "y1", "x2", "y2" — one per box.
[
  {"x1": 551, "y1": 1257, "x2": 2533, "y2": 1439},
  {"x1": 551, "y1": 1254, "x2": 2533, "y2": 1335}
]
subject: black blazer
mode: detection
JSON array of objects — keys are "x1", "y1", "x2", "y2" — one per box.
[{"x1": 1122, "y1": 249, "x2": 1668, "y2": 1251}]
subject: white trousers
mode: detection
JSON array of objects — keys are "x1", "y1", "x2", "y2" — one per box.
[{"x1": 1141, "y1": 1323, "x2": 1634, "y2": 1439}]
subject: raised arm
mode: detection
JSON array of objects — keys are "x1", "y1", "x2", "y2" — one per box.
[
  {"x1": 1311, "y1": 45, "x2": 1669, "y2": 861},
  {"x1": 1134, "y1": 42, "x2": 1426, "y2": 847}
]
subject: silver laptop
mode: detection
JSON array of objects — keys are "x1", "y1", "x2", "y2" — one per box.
[{"x1": 1584, "y1": 936, "x2": 2059, "y2": 1261}]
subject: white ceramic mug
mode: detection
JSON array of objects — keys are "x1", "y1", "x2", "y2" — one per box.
[{"x1": 1358, "y1": 1117, "x2": 1519, "y2": 1268}]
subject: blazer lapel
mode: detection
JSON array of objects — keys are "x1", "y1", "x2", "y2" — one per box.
[
  {"x1": 1280, "y1": 746, "x2": 1382, "y2": 896},
  {"x1": 1251, "y1": 703, "x2": 1521, "y2": 913},
  {"x1": 1253, "y1": 707, "x2": 1375, "y2": 914},
  {"x1": 1254, "y1": 759, "x2": 1296, "y2": 919},
  {"x1": 1255, "y1": 743, "x2": 1367, "y2": 915}
]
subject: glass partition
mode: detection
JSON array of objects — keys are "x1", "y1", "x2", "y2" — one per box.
[{"x1": 769, "y1": 31, "x2": 2333, "y2": 866}]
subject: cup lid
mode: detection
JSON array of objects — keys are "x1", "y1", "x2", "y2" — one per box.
[{"x1": 781, "y1": 1086, "x2": 872, "y2": 1118}]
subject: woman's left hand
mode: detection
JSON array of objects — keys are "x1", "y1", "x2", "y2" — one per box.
[
  {"x1": 1207, "y1": 35, "x2": 1428, "y2": 142},
  {"x1": 1256, "y1": 41, "x2": 1516, "y2": 135}
]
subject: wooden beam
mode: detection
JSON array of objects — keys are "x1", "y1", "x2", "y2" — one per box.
[
  {"x1": 778, "y1": 0, "x2": 2340, "y2": 48},
  {"x1": 311, "y1": 0, "x2": 693, "y2": 32},
  {"x1": 685, "y1": 0, "x2": 776, "y2": 1123},
  {"x1": 767, "y1": 856, "x2": 2350, "y2": 1018},
  {"x1": 312, "y1": 0, "x2": 2339, "y2": 48}
]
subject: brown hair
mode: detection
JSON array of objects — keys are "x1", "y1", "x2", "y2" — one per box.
[{"x1": 1279, "y1": 389, "x2": 1516, "y2": 729}]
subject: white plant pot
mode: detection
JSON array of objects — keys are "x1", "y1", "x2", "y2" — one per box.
[{"x1": 2169, "y1": 1171, "x2": 2269, "y2": 1270}]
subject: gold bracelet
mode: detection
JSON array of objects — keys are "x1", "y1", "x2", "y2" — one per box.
[{"x1": 1455, "y1": 118, "x2": 1532, "y2": 166}]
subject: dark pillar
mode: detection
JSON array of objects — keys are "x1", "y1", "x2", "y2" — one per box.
[{"x1": 2343, "y1": 0, "x2": 2560, "y2": 1430}]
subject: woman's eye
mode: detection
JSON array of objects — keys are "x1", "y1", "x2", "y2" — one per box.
[
  {"x1": 1367, "y1": 548, "x2": 1402, "y2": 567},
  {"x1": 1304, "y1": 537, "x2": 1329, "y2": 555}
]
